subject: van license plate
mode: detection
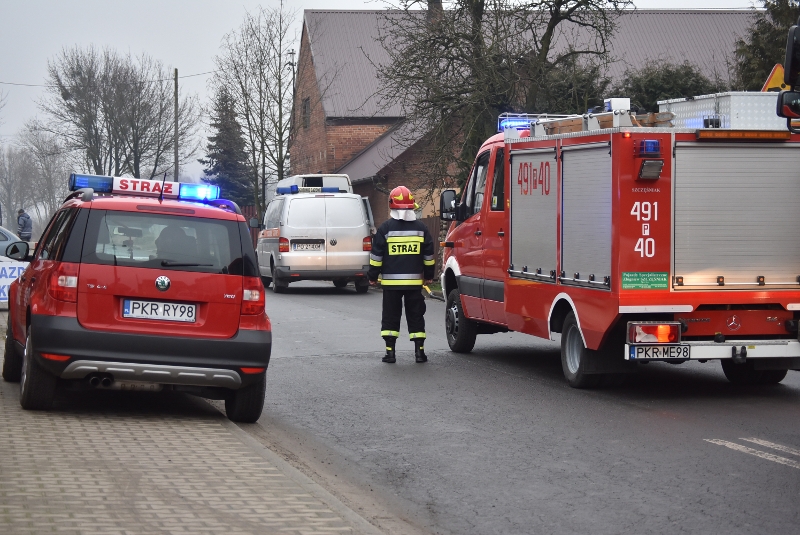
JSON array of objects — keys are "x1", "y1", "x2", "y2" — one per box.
[
  {"x1": 293, "y1": 243, "x2": 321, "y2": 251},
  {"x1": 123, "y1": 300, "x2": 196, "y2": 322},
  {"x1": 629, "y1": 345, "x2": 690, "y2": 359}
]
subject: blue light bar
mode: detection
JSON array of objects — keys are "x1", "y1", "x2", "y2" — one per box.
[
  {"x1": 321, "y1": 187, "x2": 340, "y2": 192},
  {"x1": 276, "y1": 185, "x2": 299, "y2": 194},
  {"x1": 69, "y1": 173, "x2": 113, "y2": 193},
  {"x1": 498, "y1": 118, "x2": 532, "y2": 132},
  {"x1": 178, "y1": 183, "x2": 220, "y2": 201}
]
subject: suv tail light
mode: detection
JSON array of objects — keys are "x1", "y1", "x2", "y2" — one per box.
[
  {"x1": 627, "y1": 322, "x2": 681, "y2": 344},
  {"x1": 279, "y1": 237, "x2": 290, "y2": 253},
  {"x1": 241, "y1": 277, "x2": 265, "y2": 315},
  {"x1": 363, "y1": 236, "x2": 372, "y2": 251},
  {"x1": 48, "y1": 262, "x2": 79, "y2": 302}
]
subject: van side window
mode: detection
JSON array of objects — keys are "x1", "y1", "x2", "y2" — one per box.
[
  {"x1": 465, "y1": 152, "x2": 491, "y2": 216},
  {"x1": 490, "y1": 149, "x2": 505, "y2": 211},
  {"x1": 265, "y1": 199, "x2": 283, "y2": 229}
]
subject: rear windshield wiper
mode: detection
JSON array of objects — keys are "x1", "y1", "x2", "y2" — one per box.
[{"x1": 160, "y1": 261, "x2": 214, "y2": 267}]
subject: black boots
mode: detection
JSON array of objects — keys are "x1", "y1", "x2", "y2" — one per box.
[
  {"x1": 414, "y1": 339, "x2": 427, "y2": 363},
  {"x1": 382, "y1": 336, "x2": 396, "y2": 363}
]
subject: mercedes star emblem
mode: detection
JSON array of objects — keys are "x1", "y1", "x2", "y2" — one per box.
[
  {"x1": 726, "y1": 314, "x2": 741, "y2": 331},
  {"x1": 155, "y1": 276, "x2": 171, "y2": 292},
  {"x1": 330, "y1": 238, "x2": 337, "y2": 246}
]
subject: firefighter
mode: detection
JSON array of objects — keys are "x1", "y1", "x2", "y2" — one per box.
[{"x1": 369, "y1": 186, "x2": 436, "y2": 363}]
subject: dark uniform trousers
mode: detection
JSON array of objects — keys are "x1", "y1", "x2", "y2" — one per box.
[{"x1": 381, "y1": 288, "x2": 427, "y2": 340}]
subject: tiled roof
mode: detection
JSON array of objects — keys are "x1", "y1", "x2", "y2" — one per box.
[{"x1": 304, "y1": 9, "x2": 755, "y2": 120}]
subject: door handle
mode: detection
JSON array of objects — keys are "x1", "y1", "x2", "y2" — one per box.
[
  {"x1": 475, "y1": 230, "x2": 482, "y2": 236},
  {"x1": 497, "y1": 231, "x2": 505, "y2": 237}
]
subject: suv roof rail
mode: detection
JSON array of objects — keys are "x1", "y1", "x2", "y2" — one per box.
[
  {"x1": 208, "y1": 198, "x2": 242, "y2": 215},
  {"x1": 64, "y1": 188, "x2": 94, "y2": 202}
]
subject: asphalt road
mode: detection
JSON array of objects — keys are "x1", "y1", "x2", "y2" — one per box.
[{"x1": 256, "y1": 281, "x2": 800, "y2": 535}]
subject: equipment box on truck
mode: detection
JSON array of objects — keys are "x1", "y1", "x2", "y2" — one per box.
[{"x1": 439, "y1": 94, "x2": 800, "y2": 387}]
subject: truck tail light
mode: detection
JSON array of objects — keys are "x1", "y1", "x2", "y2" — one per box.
[
  {"x1": 241, "y1": 277, "x2": 265, "y2": 315},
  {"x1": 628, "y1": 322, "x2": 681, "y2": 344},
  {"x1": 363, "y1": 236, "x2": 372, "y2": 251},
  {"x1": 48, "y1": 262, "x2": 79, "y2": 302},
  {"x1": 279, "y1": 237, "x2": 290, "y2": 253}
]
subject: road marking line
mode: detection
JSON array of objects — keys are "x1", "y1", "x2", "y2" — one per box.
[
  {"x1": 740, "y1": 437, "x2": 800, "y2": 458},
  {"x1": 704, "y1": 439, "x2": 800, "y2": 470}
]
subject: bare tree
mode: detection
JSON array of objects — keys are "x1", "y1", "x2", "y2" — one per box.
[
  {"x1": 376, "y1": 0, "x2": 630, "y2": 191},
  {"x1": 212, "y1": 2, "x2": 297, "y2": 215},
  {"x1": 0, "y1": 145, "x2": 35, "y2": 232},
  {"x1": 17, "y1": 122, "x2": 71, "y2": 221},
  {"x1": 39, "y1": 46, "x2": 200, "y2": 179}
]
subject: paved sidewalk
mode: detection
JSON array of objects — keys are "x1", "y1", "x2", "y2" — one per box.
[{"x1": 0, "y1": 365, "x2": 381, "y2": 535}]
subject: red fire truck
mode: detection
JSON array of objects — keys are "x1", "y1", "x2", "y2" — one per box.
[{"x1": 439, "y1": 95, "x2": 800, "y2": 387}]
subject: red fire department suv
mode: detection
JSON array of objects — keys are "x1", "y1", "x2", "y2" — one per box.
[{"x1": 1, "y1": 174, "x2": 271, "y2": 422}]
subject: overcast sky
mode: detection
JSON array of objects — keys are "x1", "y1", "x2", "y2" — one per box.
[{"x1": 0, "y1": 0, "x2": 757, "y2": 179}]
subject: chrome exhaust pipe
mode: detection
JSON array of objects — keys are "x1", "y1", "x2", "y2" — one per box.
[
  {"x1": 101, "y1": 377, "x2": 112, "y2": 388},
  {"x1": 89, "y1": 376, "x2": 101, "y2": 387}
]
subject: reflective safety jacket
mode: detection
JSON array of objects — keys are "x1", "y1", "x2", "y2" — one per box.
[{"x1": 368, "y1": 218, "x2": 435, "y2": 289}]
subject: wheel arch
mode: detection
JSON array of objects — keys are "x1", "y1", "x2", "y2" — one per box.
[
  {"x1": 442, "y1": 255, "x2": 461, "y2": 297},
  {"x1": 548, "y1": 293, "x2": 586, "y2": 346}
]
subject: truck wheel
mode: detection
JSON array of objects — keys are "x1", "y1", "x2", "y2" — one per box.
[
  {"x1": 19, "y1": 327, "x2": 57, "y2": 410},
  {"x1": 446, "y1": 289, "x2": 477, "y2": 353},
  {"x1": 271, "y1": 265, "x2": 287, "y2": 294},
  {"x1": 756, "y1": 369, "x2": 788, "y2": 384},
  {"x1": 333, "y1": 280, "x2": 348, "y2": 289},
  {"x1": 2, "y1": 317, "x2": 22, "y2": 382},
  {"x1": 560, "y1": 313, "x2": 600, "y2": 389},
  {"x1": 354, "y1": 280, "x2": 369, "y2": 294},
  {"x1": 225, "y1": 373, "x2": 266, "y2": 423}
]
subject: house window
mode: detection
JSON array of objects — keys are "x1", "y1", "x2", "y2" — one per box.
[{"x1": 302, "y1": 98, "x2": 310, "y2": 129}]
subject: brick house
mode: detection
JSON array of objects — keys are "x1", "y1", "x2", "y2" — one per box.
[{"x1": 290, "y1": 9, "x2": 753, "y2": 223}]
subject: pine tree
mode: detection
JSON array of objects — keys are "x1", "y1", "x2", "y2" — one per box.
[
  {"x1": 735, "y1": 0, "x2": 800, "y2": 91},
  {"x1": 199, "y1": 88, "x2": 251, "y2": 207}
]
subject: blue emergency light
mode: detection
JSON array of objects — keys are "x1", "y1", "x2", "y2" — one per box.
[
  {"x1": 498, "y1": 117, "x2": 532, "y2": 132},
  {"x1": 277, "y1": 185, "x2": 300, "y2": 194},
  {"x1": 178, "y1": 183, "x2": 220, "y2": 201},
  {"x1": 69, "y1": 173, "x2": 113, "y2": 192},
  {"x1": 637, "y1": 139, "x2": 660, "y2": 156}
]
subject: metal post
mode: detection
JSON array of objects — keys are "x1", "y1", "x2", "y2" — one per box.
[{"x1": 174, "y1": 68, "x2": 178, "y2": 182}]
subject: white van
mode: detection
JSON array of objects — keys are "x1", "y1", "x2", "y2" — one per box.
[{"x1": 257, "y1": 190, "x2": 374, "y2": 293}]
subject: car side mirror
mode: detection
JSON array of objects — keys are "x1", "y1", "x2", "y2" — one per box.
[
  {"x1": 249, "y1": 217, "x2": 260, "y2": 229},
  {"x1": 440, "y1": 189, "x2": 458, "y2": 221},
  {"x1": 6, "y1": 241, "x2": 31, "y2": 262},
  {"x1": 776, "y1": 90, "x2": 800, "y2": 133}
]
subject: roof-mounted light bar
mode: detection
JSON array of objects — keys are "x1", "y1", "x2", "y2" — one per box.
[
  {"x1": 276, "y1": 185, "x2": 342, "y2": 194},
  {"x1": 68, "y1": 174, "x2": 220, "y2": 202}
]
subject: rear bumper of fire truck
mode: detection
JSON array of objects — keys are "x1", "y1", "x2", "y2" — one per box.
[{"x1": 625, "y1": 339, "x2": 800, "y2": 364}]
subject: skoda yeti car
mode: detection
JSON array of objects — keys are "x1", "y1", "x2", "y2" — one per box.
[{"x1": 1, "y1": 174, "x2": 272, "y2": 422}]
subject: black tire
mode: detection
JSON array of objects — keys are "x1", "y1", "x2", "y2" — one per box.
[
  {"x1": 225, "y1": 373, "x2": 266, "y2": 423},
  {"x1": 333, "y1": 280, "x2": 348, "y2": 289},
  {"x1": 2, "y1": 317, "x2": 22, "y2": 382},
  {"x1": 355, "y1": 280, "x2": 369, "y2": 294},
  {"x1": 445, "y1": 288, "x2": 477, "y2": 353},
  {"x1": 721, "y1": 360, "x2": 787, "y2": 385},
  {"x1": 261, "y1": 275, "x2": 272, "y2": 288},
  {"x1": 271, "y1": 265, "x2": 287, "y2": 294},
  {"x1": 19, "y1": 327, "x2": 57, "y2": 410},
  {"x1": 560, "y1": 312, "x2": 600, "y2": 389}
]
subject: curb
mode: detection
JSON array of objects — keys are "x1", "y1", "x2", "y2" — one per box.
[{"x1": 219, "y1": 417, "x2": 386, "y2": 535}]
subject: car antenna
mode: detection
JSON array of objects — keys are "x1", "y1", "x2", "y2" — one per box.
[{"x1": 158, "y1": 172, "x2": 167, "y2": 202}]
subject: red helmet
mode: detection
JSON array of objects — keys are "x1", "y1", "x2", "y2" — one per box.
[{"x1": 389, "y1": 186, "x2": 415, "y2": 210}]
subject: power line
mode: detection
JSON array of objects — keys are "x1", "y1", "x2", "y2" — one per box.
[{"x1": 0, "y1": 70, "x2": 217, "y2": 89}]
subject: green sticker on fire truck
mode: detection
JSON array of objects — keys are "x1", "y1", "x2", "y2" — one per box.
[{"x1": 621, "y1": 272, "x2": 669, "y2": 290}]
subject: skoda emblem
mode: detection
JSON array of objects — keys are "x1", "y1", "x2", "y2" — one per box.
[
  {"x1": 330, "y1": 238, "x2": 337, "y2": 246},
  {"x1": 726, "y1": 315, "x2": 741, "y2": 331},
  {"x1": 155, "y1": 276, "x2": 171, "y2": 292}
]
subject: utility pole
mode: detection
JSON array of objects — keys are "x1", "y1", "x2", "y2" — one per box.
[{"x1": 174, "y1": 68, "x2": 178, "y2": 182}]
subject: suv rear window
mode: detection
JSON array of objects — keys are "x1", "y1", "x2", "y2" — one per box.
[{"x1": 81, "y1": 210, "x2": 243, "y2": 274}]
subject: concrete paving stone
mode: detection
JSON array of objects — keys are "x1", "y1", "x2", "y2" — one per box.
[{"x1": 0, "y1": 359, "x2": 378, "y2": 535}]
